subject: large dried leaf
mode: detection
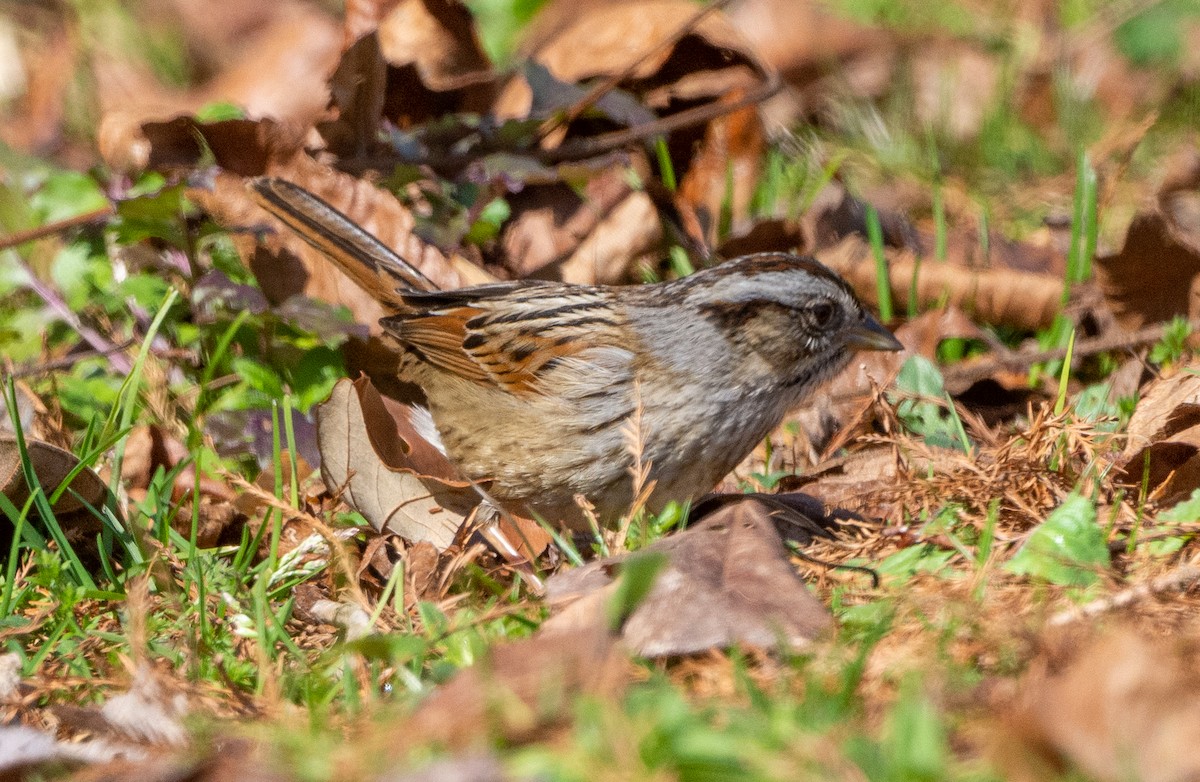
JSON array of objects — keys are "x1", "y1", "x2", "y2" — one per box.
[
  {"x1": 818, "y1": 236, "x2": 1064, "y2": 331},
  {"x1": 1115, "y1": 364, "x2": 1200, "y2": 505},
  {"x1": 544, "y1": 499, "x2": 832, "y2": 656},
  {"x1": 323, "y1": 1, "x2": 495, "y2": 154},
  {"x1": 376, "y1": 0, "x2": 492, "y2": 93},
  {"x1": 0, "y1": 434, "x2": 108, "y2": 517},
  {"x1": 94, "y1": 3, "x2": 340, "y2": 160},
  {"x1": 401, "y1": 621, "x2": 623, "y2": 748},
  {"x1": 316, "y1": 376, "x2": 477, "y2": 549},
  {"x1": 1096, "y1": 206, "x2": 1200, "y2": 330},
  {"x1": 727, "y1": 0, "x2": 891, "y2": 90},
  {"x1": 520, "y1": 0, "x2": 757, "y2": 85},
  {"x1": 504, "y1": 0, "x2": 769, "y2": 233},
  {"x1": 502, "y1": 165, "x2": 663, "y2": 284},
  {"x1": 1006, "y1": 629, "x2": 1200, "y2": 782}
]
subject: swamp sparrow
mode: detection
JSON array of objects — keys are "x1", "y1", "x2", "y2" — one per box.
[{"x1": 250, "y1": 178, "x2": 902, "y2": 529}]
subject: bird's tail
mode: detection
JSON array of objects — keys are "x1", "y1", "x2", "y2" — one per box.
[{"x1": 249, "y1": 177, "x2": 437, "y2": 301}]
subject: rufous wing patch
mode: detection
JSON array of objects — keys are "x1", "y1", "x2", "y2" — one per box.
[{"x1": 383, "y1": 308, "x2": 589, "y2": 395}]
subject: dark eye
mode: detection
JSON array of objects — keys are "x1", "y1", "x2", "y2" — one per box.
[{"x1": 808, "y1": 301, "x2": 837, "y2": 328}]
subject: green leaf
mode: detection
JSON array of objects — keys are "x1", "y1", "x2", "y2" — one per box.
[
  {"x1": 30, "y1": 171, "x2": 108, "y2": 224},
  {"x1": 49, "y1": 244, "x2": 96, "y2": 310},
  {"x1": 120, "y1": 273, "x2": 174, "y2": 312},
  {"x1": 1115, "y1": 2, "x2": 1187, "y2": 66},
  {"x1": 1004, "y1": 495, "x2": 1109, "y2": 585},
  {"x1": 1161, "y1": 488, "x2": 1200, "y2": 522},
  {"x1": 195, "y1": 101, "x2": 246, "y2": 122},
  {"x1": 873, "y1": 544, "x2": 955, "y2": 582},
  {"x1": 113, "y1": 182, "x2": 191, "y2": 248},
  {"x1": 880, "y1": 674, "x2": 949, "y2": 781},
  {"x1": 286, "y1": 347, "x2": 345, "y2": 411},
  {"x1": 892, "y1": 356, "x2": 965, "y2": 450},
  {"x1": 231, "y1": 357, "x2": 286, "y2": 399}
]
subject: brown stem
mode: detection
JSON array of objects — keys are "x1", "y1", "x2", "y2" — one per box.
[{"x1": 0, "y1": 205, "x2": 114, "y2": 252}]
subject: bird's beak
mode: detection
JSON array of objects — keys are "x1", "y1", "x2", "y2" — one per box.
[{"x1": 845, "y1": 313, "x2": 903, "y2": 352}]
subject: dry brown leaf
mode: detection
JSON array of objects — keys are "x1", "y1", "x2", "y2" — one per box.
[
  {"x1": 543, "y1": 499, "x2": 833, "y2": 656},
  {"x1": 323, "y1": 0, "x2": 495, "y2": 155},
  {"x1": 716, "y1": 217, "x2": 806, "y2": 258},
  {"x1": 0, "y1": 24, "x2": 77, "y2": 156},
  {"x1": 122, "y1": 425, "x2": 235, "y2": 505},
  {"x1": 911, "y1": 41, "x2": 1002, "y2": 140},
  {"x1": 92, "y1": 3, "x2": 340, "y2": 153},
  {"x1": 377, "y1": 0, "x2": 492, "y2": 94},
  {"x1": 196, "y1": 4, "x2": 341, "y2": 126},
  {"x1": 1095, "y1": 205, "x2": 1200, "y2": 330},
  {"x1": 675, "y1": 79, "x2": 765, "y2": 240},
  {"x1": 818, "y1": 236, "x2": 1065, "y2": 331},
  {"x1": 505, "y1": 0, "x2": 768, "y2": 231},
  {"x1": 343, "y1": 0, "x2": 403, "y2": 45},
  {"x1": 318, "y1": 32, "x2": 389, "y2": 157},
  {"x1": 316, "y1": 376, "x2": 477, "y2": 550},
  {"x1": 0, "y1": 434, "x2": 108, "y2": 519},
  {"x1": 808, "y1": 185, "x2": 919, "y2": 252},
  {"x1": 727, "y1": 0, "x2": 891, "y2": 90},
  {"x1": 402, "y1": 620, "x2": 623, "y2": 749},
  {"x1": 789, "y1": 446, "x2": 903, "y2": 514},
  {"x1": 519, "y1": 0, "x2": 755, "y2": 88},
  {"x1": 500, "y1": 164, "x2": 663, "y2": 284},
  {"x1": 1114, "y1": 364, "x2": 1200, "y2": 504},
  {"x1": 0, "y1": 434, "x2": 117, "y2": 570},
  {"x1": 1004, "y1": 628, "x2": 1200, "y2": 782}
]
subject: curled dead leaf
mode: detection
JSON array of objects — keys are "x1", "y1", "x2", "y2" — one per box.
[
  {"x1": 501, "y1": 164, "x2": 663, "y2": 284},
  {"x1": 1096, "y1": 206, "x2": 1200, "y2": 330},
  {"x1": 0, "y1": 434, "x2": 108, "y2": 518},
  {"x1": 1115, "y1": 364, "x2": 1200, "y2": 504},
  {"x1": 544, "y1": 498, "x2": 832, "y2": 657},
  {"x1": 501, "y1": 0, "x2": 770, "y2": 234},
  {"x1": 316, "y1": 376, "x2": 477, "y2": 550}
]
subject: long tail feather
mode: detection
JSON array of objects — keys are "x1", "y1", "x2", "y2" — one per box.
[{"x1": 248, "y1": 177, "x2": 437, "y2": 300}]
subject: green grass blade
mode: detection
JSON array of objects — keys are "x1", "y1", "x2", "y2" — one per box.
[{"x1": 866, "y1": 205, "x2": 893, "y2": 321}]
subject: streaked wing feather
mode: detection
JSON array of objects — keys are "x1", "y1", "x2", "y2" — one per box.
[{"x1": 383, "y1": 284, "x2": 627, "y2": 397}]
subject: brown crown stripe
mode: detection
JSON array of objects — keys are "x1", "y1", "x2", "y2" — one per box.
[{"x1": 683, "y1": 253, "x2": 855, "y2": 299}]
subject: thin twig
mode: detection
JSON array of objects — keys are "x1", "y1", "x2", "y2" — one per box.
[
  {"x1": 536, "y1": 0, "x2": 735, "y2": 142},
  {"x1": 340, "y1": 69, "x2": 781, "y2": 177},
  {"x1": 5, "y1": 341, "x2": 136, "y2": 379},
  {"x1": 942, "y1": 318, "x2": 1200, "y2": 389},
  {"x1": 0, "y1": 205, "x2": 114, "y2": 252}
]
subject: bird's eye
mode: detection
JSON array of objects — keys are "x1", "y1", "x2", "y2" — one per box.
[{"x1": 808, "y1": 301, "x2": 837, "y2": 328}]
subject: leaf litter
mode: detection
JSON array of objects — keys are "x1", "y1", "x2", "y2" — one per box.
[{"x1": 11, "y1": 0, "x2": 1200, "y2": 779}]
